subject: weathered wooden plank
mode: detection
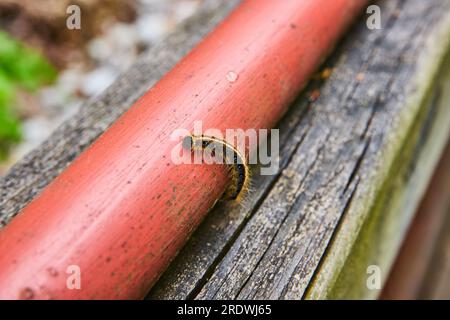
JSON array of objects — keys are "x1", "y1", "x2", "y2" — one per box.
[
  {"x1": 312, "y1": 12, "x2": 450, "y2": 300},
  {"x1": 150, "y1": 0, "x2": 450, "y2": 299},
  {"x1": 0, "y1": 0, "x2": 241, "y2": 226}
]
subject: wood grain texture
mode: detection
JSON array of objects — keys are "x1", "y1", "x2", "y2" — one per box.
[
  {"x1": 2, "y1": 0, "x2": 450, "y2": 299},
  {"x1": 150, "y1": 0, "x2": 450, "y2": 299}
]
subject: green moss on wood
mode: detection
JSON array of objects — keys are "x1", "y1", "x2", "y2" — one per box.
[{"x1": 306, "y1": 12, "x2": 450, "y2": 300}]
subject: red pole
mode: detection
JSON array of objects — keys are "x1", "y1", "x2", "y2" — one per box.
[{"x1": 0, "y1": 0, "x2": 367, "y2": 299}]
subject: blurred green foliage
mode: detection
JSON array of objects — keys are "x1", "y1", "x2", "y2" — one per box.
[{"x1": 0, "y1": 31, "x2": 57, "y2": 160}]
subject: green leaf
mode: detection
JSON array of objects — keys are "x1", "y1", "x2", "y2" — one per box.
[
  {"x1": 0, "y1": 31, "x2": 57, "y2": 160},
  {"x1": 0, "y1": 31, "x2": 57, "y2": 90}
]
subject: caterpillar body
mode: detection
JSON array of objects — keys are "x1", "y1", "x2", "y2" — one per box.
[{"x1": 182, "y1": 134, "x2": 250, "y2": 201}]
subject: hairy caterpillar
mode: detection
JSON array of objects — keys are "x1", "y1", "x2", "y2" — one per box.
[{"x1": 182, "y1": 134, "x2": 250, "y2": 201}]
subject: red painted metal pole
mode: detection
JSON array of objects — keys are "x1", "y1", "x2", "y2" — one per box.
[{"x1": 0, "y1": 0, "x2": 367, "y2": 299}]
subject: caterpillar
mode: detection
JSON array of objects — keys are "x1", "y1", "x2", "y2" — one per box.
[{"x1": 182, "y1": 134, "x2": 250, "y2": 201}]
